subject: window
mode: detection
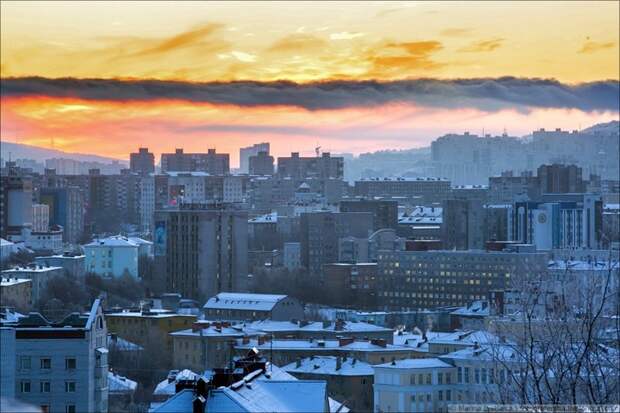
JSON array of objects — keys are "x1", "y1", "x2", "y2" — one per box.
[
  {"x1": 40, "y1": 381, "x2": 51, "y2": 393},
  {"x1": 65, "y1": 358, "x2": 76, "y2": 370},
  {"x1": 438, "y1": 390, "x2": 443, "y2": 401},
  {"x1": 426, "y1": 374, "x2": 431, "y2": 384},
  {"x1": 410, "y1": 375, "x2": 416, "y2": 385},
  {"x1": 475, "y1": 369, "x2": 480, "y2": 384},
  {"x1": 40, "y1": 358, "x2": 51, "y2": 369},
  {"x1": 20, "y1": 381, "x2": 31, "y2": 393},
  {"x1": 446, "y1": 390, "x2": 452, "y2": 401},
  {"x1": 464, "y1": 367, "x2": 470, "y2": 383},
  {"x1": 482, "y1": 368, "x2": 487, "y2": 384},
  {"x1": 457, "y1": 367, "x2": 463, "y2": 383},
  {"x1": 40, "y1": 405, "x2": 49, "y2": 413},
  {"x1": 65, "y1": 381, "x2": 76, "y2": 392},
  {"x1": 19, "y1": 356, "x2": 31, "y2": 370},
  {"x1": 438, "y1": 372, "x2": 443, "y2": 384},
  {"x1": 66, "y1": 405, "x2": 76, "y2": 413}
]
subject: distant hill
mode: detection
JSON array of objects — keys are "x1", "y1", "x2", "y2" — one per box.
[
  {"x1": 581, "y1": 120, "x2": 619, "y2": 135},
  {"x1": 0, "y1": 141, "x2": 126, "y2": 165}
]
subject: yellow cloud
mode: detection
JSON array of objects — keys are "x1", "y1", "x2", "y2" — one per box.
[
  {"x1": 579, "y1": 40, "x2": 615, "y2": 54},
  {"x1": 459, "y1": 38, "x2": 504, "y2": 53}
]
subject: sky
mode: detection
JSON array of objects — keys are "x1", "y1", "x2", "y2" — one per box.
[{"x1": 1, "y1": 1, "x2": 619, "y2": 165}]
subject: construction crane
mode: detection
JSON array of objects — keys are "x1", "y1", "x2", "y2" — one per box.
[{"x1": 315, "y1": 145, "x2": 321, "y2": 157}]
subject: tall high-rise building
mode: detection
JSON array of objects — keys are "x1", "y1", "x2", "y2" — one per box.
[
  {"x1": 537, "y1": 164, "x2": 585, "y2": 194},
  {"x1": 39, "y1": 186, "x2": 85, "y2": 244},
  {"x1": 340, "y1": 199, "x2": 398, "y2": 231},
  {"x1": 130, "y1": 147, "x2": 155, "y2": 175},
  {"x1": 248, "y1": 151, "x2": 274, "y2": 175},
  {"x1": 160, "y1": 149, "x2": 230, "y2": 174},
  {"x1": 0, "y1": 174, "x2": 33, "y2": 239},
  {"x1": 154, "y1": 204, "x2": 248, "y2": 300},
  {"x1": 300, "y1": 211, "x2": 373, "y2": 276},
  {"x1": 239, "y1": 143, "x2": 270, "y2": 174},
  {"x1": 277, "y1": 152, "x2": 344, "y2": 180}
]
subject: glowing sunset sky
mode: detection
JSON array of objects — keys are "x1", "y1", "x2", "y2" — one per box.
[{"x1": 1, "y1": 1, "x2": 618, "y2": 165}]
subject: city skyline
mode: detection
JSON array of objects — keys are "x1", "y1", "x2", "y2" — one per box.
[{"x1": 1, "y1": 1, "x2": 619, "y2": 163}]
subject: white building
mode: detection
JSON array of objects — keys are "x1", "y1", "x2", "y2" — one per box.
[
  {"x1": 373, "y1": 344, "x2": 521, "y2": 413},
  {"x1": 1, "y1": 265, "x2": 64, "y2": 303},
  {"x1": 203, "y1": 292, "x2": 305, "y2": 321},
  {"x1": 83, "y1": 235, "x2": 139, "y2": 278},
  {"x1": 8, "y1": 226, "x2": 64, "y2": 253},
  {"x1": 32, "y1": 204, "x2": 50, "y2": 232},
  {"x1": 6, "y1": 299, "x2": 109, "y2": 413},
  {"x1": 127, "y1": 236, "x2": 153, "y2": 257},
  {"x1": 223, "y1": 175, "x2": 244, "y2": 203}
]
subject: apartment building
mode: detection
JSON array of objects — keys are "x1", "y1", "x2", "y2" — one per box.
[
  {"x1": 376, "y1": 248, "x2": 548, "y2": 310},
  {"x1": 3, "y1": 299, "x2": 109, "y2": 413}
]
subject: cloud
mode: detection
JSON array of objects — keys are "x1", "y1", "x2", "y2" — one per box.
[
  {"x1": 267, "y1": 34, "x2": 328, "y2": 53},
  {"x1": 127, "y1": 23, "x2": 224, "y2": 57},
  {"x1": 365, "y1": 41, "x2": 444, "y2": 76},
  {"x1": 230, "y1": 51, "x2": 257, "y2": 62},
  {"x1": 578, "y1": 40, "x2": 615, "y2": 54},
  {"x1": 330, "y1": 32, "x2": 365, "y2": 40},
  {"x1": 2, "y1": 76, "x2": 618, "y2": 112},
  {"x1": 440, "y1": 27, "x2": 473, "y2": 37},
  {"x1": 459, "y1": 38, "x2": 504, "y2": 53}
]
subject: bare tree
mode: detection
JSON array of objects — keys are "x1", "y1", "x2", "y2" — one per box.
[{"x1": 488, "y1": 253, "x2": 620, "y2": 407}]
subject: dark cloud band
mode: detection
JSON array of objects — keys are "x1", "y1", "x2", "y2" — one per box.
[{"x1": 1, "y1": 76, "x2": 618, "y2": 112}]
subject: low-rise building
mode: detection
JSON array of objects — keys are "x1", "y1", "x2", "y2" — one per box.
[
  {"x1": 2, "y1": 300, "x2": 109, "y2": 413},
  {"x1": 34, "y1": 253, "x2": 86, "y2": 279},
  {"x1": 246, "y1": 319, "x2": 394, "y2": 343},
  {"x1": 1, "y1": 265, "x2": 64, "y2": 303},
  {"x1": 203, "y1": 292, "x2": 304, "y2": 321},
  {"x1": 105, "y1": 309, "x2": 196, "y2": 364},
  {"x1": 83, "y1": 235, "x2": 139, "y2": 278},
  {"x1": 0, "y1": 277, "x2": 32, "y2": 312},
  {"x1": 152, "y1": 351, "x2": 341, "y2": 413},
  {"x1": 170, "y1": 320, "x2": 247, "y2": 371},
  {"x1": 234, "y1": 337, "x2": 413, "y2": 367},
  {"x1": 284, "y1": 356, "x2": 374, "y2": 412},
  {"x1": 108, "y1": 372, "x2": 137, "y2": 412}
]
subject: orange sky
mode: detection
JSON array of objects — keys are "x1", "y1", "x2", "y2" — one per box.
[{"x1": 1, "y1": 1, "x2": 619, "y2": 165}]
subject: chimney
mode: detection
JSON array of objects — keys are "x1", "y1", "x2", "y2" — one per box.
[
  {"x1": 370, "y1": 338, "x2": 387, "y2": 348},
  {"x1": 338, "y1": 337, "x2": 354, "y2": 347},
  {"x1": 336, "y1": 356, "x2": 342, "y2": 371},
  {"x1": 334, "y1": 319, "x2": 345, "y2": 331},
  {"x1": 296, "y1": 358, "x2": 302, "y2": 368},
  {"x1": 192, "y1": 395, "x2": 206, "y2": 413},
  {"x1": 258, "y1": 336, "x2": 265, "y2": 345},
  {"x1": 322, "y1": 320, "x2": 330, "y2": 329},
  {"x1": 242, "y1": 336, "x2": 250, "y2": 345}
]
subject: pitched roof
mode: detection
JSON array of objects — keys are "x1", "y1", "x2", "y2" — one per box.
[
  {"x1": 283, "y1": 356, "x2": 374, "y2": 376},
  {"x1": 203, "y1": 293, "x2": 288, "y2": 312}
]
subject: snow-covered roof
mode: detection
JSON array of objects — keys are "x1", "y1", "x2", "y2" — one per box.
[
  {"x1": 108, "y1": 372, "x2": 138, "y2": 394},
  {"x1": 84, "y1": 235, "x2": 139, "y2": 248},
  {"x1": 450, "y1": 301, "x2": 490, "y2": 317},
  {"x1": 0, "y1": 238, "x2": 14, "y2": 247},
  {"x1": 152, "y1": 364, "x2": 330, "y2": 413},
  {"x1": 107, "y1": 334, "x2": 143, "y2": 351},
  {"x1": 153, "y1": 369, "x2": 199, "y2": 396},
  {"x1": 248, "y1": 212, "x2": 278, "y2": 224},
  {"x1": 0, "y1": 277, "x2": 31, "y2": 286},
  {"x1": 128, "y1": 237, "x2": 153, "y2": 246},
  {"x1": 245, "y1": 319, "x2": 392, "y2": 334},
  {"x1": 283, "y1": 356, "x2": 374, "y2": 376},
  {"x1": 374, "y1": 357, "x2": 453, "y2": 370},
  {"x1": 235, "y1": 338, "x2": 405, "y2": 353},
  {"x1": 2, "y1": 265, "x2": 63, "y2": 273},
  {"x1": 428, "y1": 330, "x2": 499, "y2": 346},
  {"x1": 203, "y1": 293, "x2": 288, "y2": 312},
  {"x1": 547, "y1": 260, "x2": 619, "y2": 271},
  {"x1": 107, "y1": 309, "x2": 195, "y2": 319},
  {"x1": 170, "y1": 325, "x2": 245, "y2": 338}
]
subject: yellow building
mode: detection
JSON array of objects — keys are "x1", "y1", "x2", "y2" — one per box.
[{"x1": 106, "y1": 309, "x2": 197, "y2": 365}]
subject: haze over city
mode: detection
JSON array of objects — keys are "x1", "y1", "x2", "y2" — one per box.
[
  {"x1": 1, "y1": 1, "x2": 619, "y2": 163},
  {"x1": 0, "y1": 2, "x2": 619, "y2": 413}
]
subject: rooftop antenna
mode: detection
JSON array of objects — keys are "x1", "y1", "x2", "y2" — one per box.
[{"x1": 315, "y1": 144, "x2": 321, "y2": 157}]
